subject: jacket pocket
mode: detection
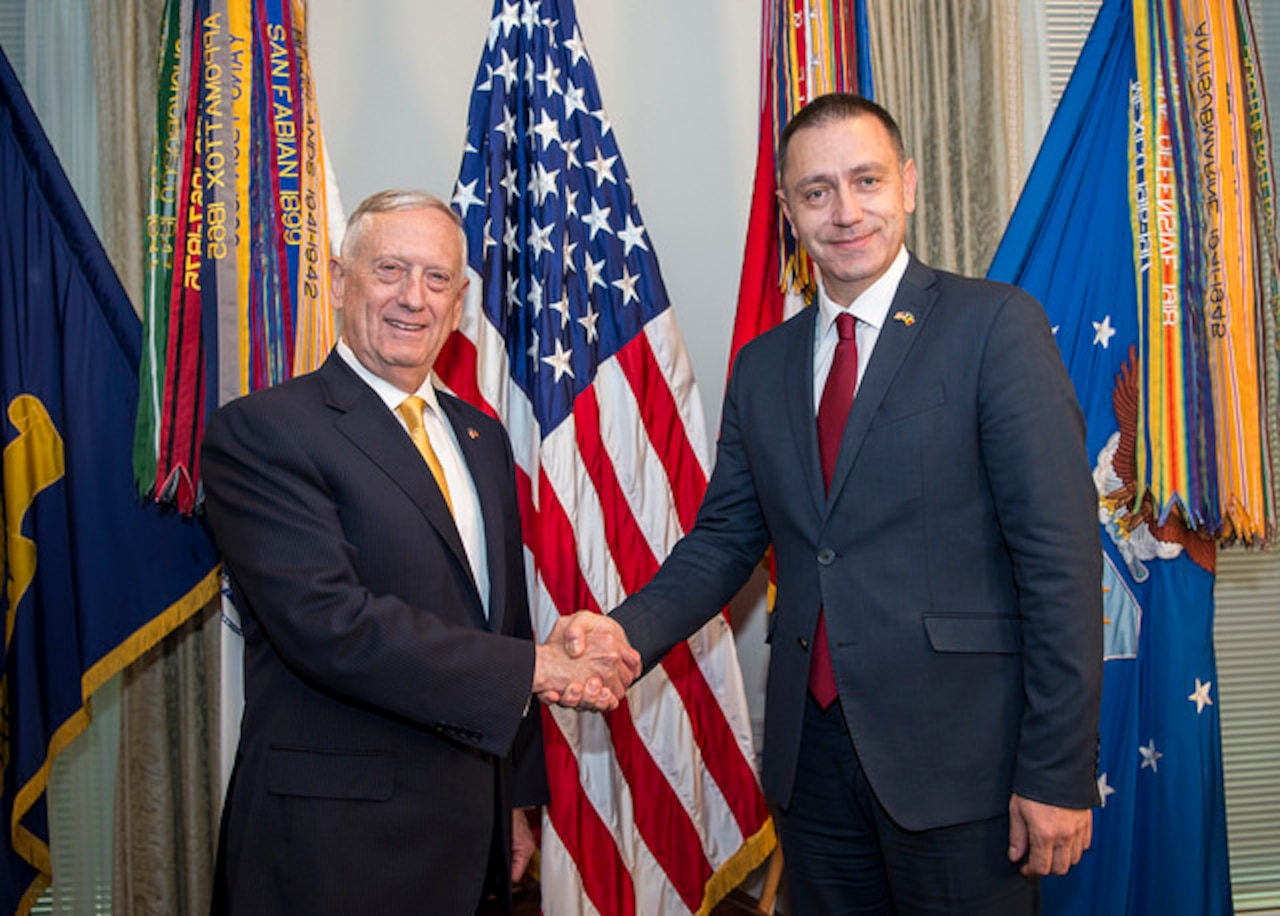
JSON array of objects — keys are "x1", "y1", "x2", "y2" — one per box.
[
  {"x1": 869, "y1": 383, "x2": 946, "y2": 428},
  {"x1": 923, "y1": 614, "x2": 1022, "y2": 654},
  {"x1": 266, "y1": 746, "x2": 396, "y2": 801}
]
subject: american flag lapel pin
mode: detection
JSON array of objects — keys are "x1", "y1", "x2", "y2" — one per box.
[{"x1": 893, "y1": 310, "x2": 916, "y2": 326}]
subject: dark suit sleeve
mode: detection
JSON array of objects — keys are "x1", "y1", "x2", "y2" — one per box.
[
  {"x1": 978, "y1": 290, "x2": 1103, "y2": 809},
  {"x1": 202, "y1": 392, "x2": 538, "y2": 761}
]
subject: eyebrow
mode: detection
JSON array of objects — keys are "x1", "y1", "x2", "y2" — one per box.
[{"x1": 792, "y1": 162, "x2": 884, "y2": 187}]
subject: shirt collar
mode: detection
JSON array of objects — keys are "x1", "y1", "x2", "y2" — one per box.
[
  {"x1": 817, "y1": 245, "x2": 910, "y2": 336},
  {"x1": 335, "y1": 340, "x2": 444, "y2": 415}
]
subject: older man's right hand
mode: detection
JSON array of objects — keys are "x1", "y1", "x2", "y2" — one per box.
[{"x1": 532, "y1": 611, "x2": 641, "y2": 712}]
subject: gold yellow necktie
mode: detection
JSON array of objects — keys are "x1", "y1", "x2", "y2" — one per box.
[{"x1": 397, "y1": 396, "x2": 454, "y2": 514}]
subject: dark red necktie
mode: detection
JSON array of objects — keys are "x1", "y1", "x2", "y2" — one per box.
[{"x1": 809, "y1": 312, "x2": 858, "y2": 708}]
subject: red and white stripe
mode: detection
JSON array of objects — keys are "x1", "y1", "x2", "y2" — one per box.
[{"x1": 438, "y1": 272, "x2": 774, "y2": 915}]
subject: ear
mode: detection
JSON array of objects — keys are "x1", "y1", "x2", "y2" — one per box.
[
  {"x1": 446, "y1": 277, "x2": 469, "y2": 334},
  {"x1": 902, "y1": 158, "x2": 919, "y2": 215},
  {"x1": 776, "y1": 187, "x2": 796, "y2": 232},
  {"x1": 329, "y1": 257, "x2": 345, "y2": 309}
]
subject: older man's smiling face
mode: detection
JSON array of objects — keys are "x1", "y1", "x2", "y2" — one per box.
[{"x1": 331, "y1": 206, "x2": 469, "y2": 393}]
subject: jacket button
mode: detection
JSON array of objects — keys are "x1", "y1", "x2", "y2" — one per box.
[
  {"x1": 798, "y1": 637, "x2": 809, "y2": 651},
  {"x1": 817, "y1": 548, "x2": 835, "y2": 565}
]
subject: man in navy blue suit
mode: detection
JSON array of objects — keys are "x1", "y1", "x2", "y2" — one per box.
[
  {"x1": 203, "y1": 190, "x2": 638, "y2": 915},
  {"x1": 578, "y1": 94, "x2": 1103, "y2": 913}
]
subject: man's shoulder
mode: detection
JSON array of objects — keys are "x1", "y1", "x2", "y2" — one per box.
[
  {"x1": 436, "y1": 389, "x2": 514, "y2": 455},
  {"x1": 205, "y1": 363, "x2": 342, "y2": 445},
  {"x1": 733, "y1": 306, "x2": 811, "y2": 363},
  {"x1": 909, "y1": 257, "x2": 1037, "y2": 311},
  {"x1": 437, "y1": 388, "x2": 500, "y2": 427},
  {"x1": 217, "y1": 365, "x2": 327, "y2": 414}
]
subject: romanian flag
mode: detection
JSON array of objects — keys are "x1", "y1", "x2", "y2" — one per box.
[{"x1": 729, "y1": 0, "x2": 872, "y2": 376}]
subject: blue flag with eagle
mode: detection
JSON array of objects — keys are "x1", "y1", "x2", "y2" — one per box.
[
  {"x1": 0, "y1": 45, "x2": 220, "y2": 915},
  {"x1": 988, "y1": 0, "x2": 1259, "y2": 912}
]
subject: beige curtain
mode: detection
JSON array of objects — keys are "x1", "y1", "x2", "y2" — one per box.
[
  {"x1": 90, "y1": 0, "x2": 165, "y2": 312},
  {"x1": 866, "y1": 0, "x2": 1026, "y2": 277},
  {"x1": 113, "y1": 600, "x2": 223, "y2": 916}
]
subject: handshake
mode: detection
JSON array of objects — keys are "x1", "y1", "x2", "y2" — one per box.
[{"x1": 531, "y1": 611, "x2": 642, "y2": 712}]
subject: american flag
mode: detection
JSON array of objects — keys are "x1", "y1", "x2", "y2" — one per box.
[{"x1": 436, "y1": 0, "x2": 775, "y2": 912}]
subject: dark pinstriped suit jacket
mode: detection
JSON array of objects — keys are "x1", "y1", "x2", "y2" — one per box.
[
  {"x1": 202, "y1": 352, "x2": 545, "y2": 915},
  {"x1": 614, "y1": 256, "x2": 1102, "y2": 831}
]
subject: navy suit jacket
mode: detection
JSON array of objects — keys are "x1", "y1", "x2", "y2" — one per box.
[
  {"x1": 613, "y1": 256, "x2": 1102, "y2": 830},
  {"x1": 202, "y1": 353, "x2": 546, "y2": 915}
]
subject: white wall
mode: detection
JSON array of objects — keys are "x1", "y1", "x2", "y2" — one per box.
[
  {"x1": 306, "y1": 1, "x2": 772, "y2": 739},
  {"x1": 308, "y1": 1, "x2": 760, "y2": 437}
]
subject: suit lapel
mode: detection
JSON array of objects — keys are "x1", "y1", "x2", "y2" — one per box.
[
  {"x1": 439, "y1": 395, "x2": 508, "y2": 633},
  {"x1": 825, "y1": 259, "x2": 938, "y2": 505},
  {"x1": 781, "y1": 308, "x2": 828, "y2": 515},
  {"x1": 319, "y1": 357, "x2": 475, "y2": 590}
]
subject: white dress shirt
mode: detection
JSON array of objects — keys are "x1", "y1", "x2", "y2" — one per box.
[
  {"x1": 336, "y1": 341, "x2": 490, "y2": 615},
  {"x1": 812, "y1": 245, "x2": 911, "y2": 411}
]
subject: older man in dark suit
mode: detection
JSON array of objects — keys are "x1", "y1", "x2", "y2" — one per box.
[
  {"x1": 202, "y1": 190, "x2": 638, "y2": 915},
  {"x1": 576, "y1": 94, "x2": 1103, "y2": 914}
]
